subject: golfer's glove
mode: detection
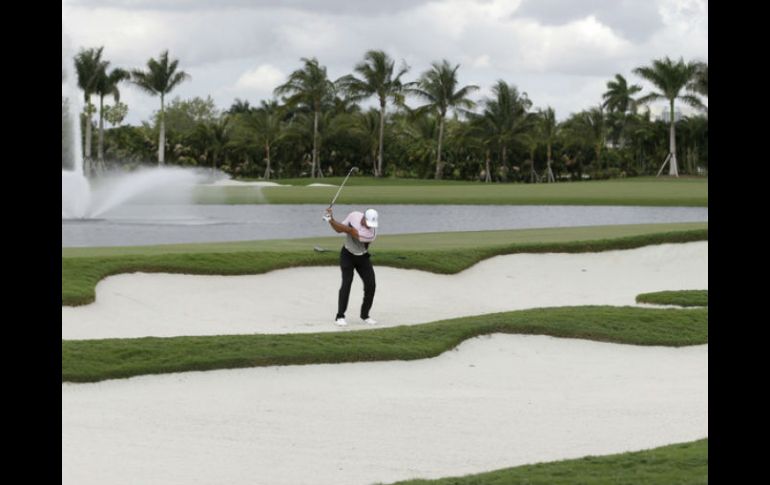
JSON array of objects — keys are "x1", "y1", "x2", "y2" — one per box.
[{"x1": 322, "y1": 213, "x2": 332, "y2": 222}]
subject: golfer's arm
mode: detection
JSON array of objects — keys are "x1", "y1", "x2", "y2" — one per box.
[{"x1": 329, "y1": 219, "x2": 360, "y2": 240}]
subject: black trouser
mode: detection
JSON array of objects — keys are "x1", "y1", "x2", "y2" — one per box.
[{"x1": 336, "y1": 247, "x2": 376, "y2": 320}]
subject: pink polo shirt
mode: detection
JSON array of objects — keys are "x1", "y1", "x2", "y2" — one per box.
[{"x1": 341, "y1": 211, "x2": 376, "y2": 254}]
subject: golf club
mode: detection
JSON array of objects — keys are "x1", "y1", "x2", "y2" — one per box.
[
  {"x1": 328, "y1": 166, "x2": 359, "y2": 209},
  {"x1": 322, "y1": 166, "x2": 358, "y2": 221}
]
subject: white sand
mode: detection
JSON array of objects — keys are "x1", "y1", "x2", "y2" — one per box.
[
  {"x1": 307, "y1": 183, "x2": 338, "y2": 187},
  {"x1": 62, "y1": 334, "x2": 708, "y2": 485},
  {"x1": 62, "y1": 242, "x2": 708, "y2": 340}
]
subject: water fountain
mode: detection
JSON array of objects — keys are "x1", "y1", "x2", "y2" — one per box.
[
  {"x1": 61, "y1": 25, "x2": 91, "y2": 219},
  {"x1": 61, "y1": 27, "x2": 209, "y2": 220}
]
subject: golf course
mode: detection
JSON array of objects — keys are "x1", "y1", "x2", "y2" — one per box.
[
  {"x1": 62, "y1": 178, "x2": 708, "y2": 485},
  {"x1": 62, "y1": 0, "x2": 709, "y2": 476}
]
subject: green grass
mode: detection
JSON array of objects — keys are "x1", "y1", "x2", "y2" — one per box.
[
  {"x1": 192, "y1": 178, "x2": 708, "y2": 206},
  {"x1": 62, "y1": 304, "x2": 707, "y2": 382},
  {"x1": 382, "y1": 438, "x2": 707, "y2": 485},
  {"x1": 637, "y1": 290, "x2": 708, "y2": 307},
  {"x1": 61, "y1": 222, "x2": 707, "y2": 258},
  {"x1": 240, "y1": 175, "x2": 478, "y2": 186},
  {"x1": 62, "y1": 223, "x2": 707, "y2": 305}
]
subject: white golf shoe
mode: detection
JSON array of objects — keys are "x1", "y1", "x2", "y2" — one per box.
[
  {"x1": 335, "y1": 317, "x2": 348, "y2": 326},
  {"x1": 362, "y1": 317, "x2": 377, "y2": 325}
]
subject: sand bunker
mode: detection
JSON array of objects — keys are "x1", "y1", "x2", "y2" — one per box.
[
  {"x1": 62, "y1": 334, "x2": 708, "y2": 485},
  {"x1": 62, "y1": 242, "x2": 708, "y2": 340}
]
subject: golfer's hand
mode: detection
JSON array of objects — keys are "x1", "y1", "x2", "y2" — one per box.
[{"x1": 323, "y1": 208, "x2": 332, "y2": 222}]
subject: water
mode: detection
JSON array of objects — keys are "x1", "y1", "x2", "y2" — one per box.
[
  {"x1": 62, "y1": 204, "x2": 708, "y2": 247},
  {"x1": 62, "y1": 23, "x2": 90, "y2": 218}
]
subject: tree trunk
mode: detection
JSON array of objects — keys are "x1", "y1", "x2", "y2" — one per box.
[
  {"x1": 84, "y1": 101, "x2": 93, "y2": 177},
  {"x1": 619, "y1": 113, "x2": 627, "y2": 149},
  {"x1": 596, "y1": 144, "x2": 602, "y2": 171},
  {"x1": 546, "y1": 143, "x2": 554, "y2": 183},
  {"x1": 484, "y1": 149, "x2": 491, "y2": 183},
  {"x1": 159, "y1": 94, "x2": 166, "y2": 165},
  {"x1": 377, "y1": 103, "x2": 386, "y2": 177},
  {"x1": 312, "y1": 110, "x2": 319, "y2": 178},
  {"x1": 371, "y1": 148, "x2": 377, "y2": 176},
  {"x1": 264, "y1": 142, "x2": 271, "y2": 180},
  {"x1": 502, "y1": 145, "x2": 508, "y2": 178},
  {"x1": 529, "y1": 149, "x2": 538, "y2": 183},
  {"x1": 692, "y1": 143, "x2": 700, "y2": 175},
  {"x1": 668, "y1": 100, "x2": 678, "y2": 177},
  {"x1": 435, "y1": 115, "x2": 445, "y2": 180},
  {"x1": 98, "y1": 95, "x2": 105, "y2": 170}
]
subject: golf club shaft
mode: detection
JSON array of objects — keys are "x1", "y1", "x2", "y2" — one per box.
[{"x1": 328, "y1": 167, "x2": 358, "y2": 208}]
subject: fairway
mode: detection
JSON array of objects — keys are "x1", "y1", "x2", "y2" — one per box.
[
  {"x1": 191, "y1": 178, "x2": 708, "y2": 206},
  {"x1": 61, "y1": 221, "x2": 707, "y2": 258}
]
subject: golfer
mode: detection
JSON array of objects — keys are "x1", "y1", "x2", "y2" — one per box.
[{"x1": 323, "y1": 207, "x2": 379, "y2": 326}]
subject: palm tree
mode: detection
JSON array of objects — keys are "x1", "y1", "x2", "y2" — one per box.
[
  {"x1": 586, "y1": 107, "x2": 607, "y2": 170},
  {"x1": 406, "y1": 60, "x2": 479, "y2": 179},
  {"x1": 208, "y1": 116, "x2": 231, "y2": 173},
  {"x1": 74, "y1": 46, "x2": 105, "y2": 175},
  {"x1": 395, "y1": 110, "x2": 439, "y2": 178},
  {"x1": 131, "y1": 50, "x2": 191, "y2": 165},
  {"x1": 602, "y1": 74, "x2": 642, "y2": 149},
  {"x1": 474, "y1": 80, "x2": 533, "y2": 181},
  {"x1": 676, "y1": 115, "x2": 708, "y2": 174},
  {"x1": 228, "y1": 98, "x2": 254, "y2": 115},
  {"x1": 338, "y1": 50, "x2": 409, "y2": 177},
  {"x1": 340, "y1": 109, "x2": 381, "y2": 173},
  {"x1": 539, "y1": 107, "x2": 558, "y2": 182},
  {"x1": 688, "y1": 62, "x2": 708, "y2": 97},
  {"x1": 274, "y1": 58, "x2": 336, "y2": 178},
  {"x1": 633, "y1": 57, "x2": 704, "y2": 177},
  {"x1": 523, "y1": 116, "x2": 542, "y2": 183},
  {"x1": 247, "y1": 100, "x2": 284, "y2": 179},
  {"x1": 191, "y1": 116, "x2": 231, "y2": 173},
  {"x1": 465, "y1": 112, "x2": 497, "y2": 183},
  {"x1": 688, "y1": 62, "x2": 708, "y2": 115},
  {"x1": 625, "y1": 110, "x2": 657, "y2": 173},
  {"x1": 602, "y1": 74, "x2": 642, "y2": 114},
  {"x1": 563, "y1": 106, "x2": 606, "y2": 170},
  {"x1": 94, "y1": 65, "x2": 129, "y2": 169}
]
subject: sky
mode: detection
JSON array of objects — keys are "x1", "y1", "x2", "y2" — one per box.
[{"x1": 62, "y1": 0, "x2": 708, "y2": 126}]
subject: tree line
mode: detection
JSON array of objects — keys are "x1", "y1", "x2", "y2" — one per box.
[{"x1": 71, "y1": 48, "x2": 708, "y2": 181}]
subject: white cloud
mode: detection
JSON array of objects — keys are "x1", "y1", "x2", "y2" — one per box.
[
  {"x1": 68, "y1": 0, "x2": 425, "y2": 14},
  {"x1": 235, "y1": 65, "x2": 284, "y2": 93},
  {"x1": 514, "y1": 0, "x2": 665, "y2": 42},
  {"x1": 62, "y1": 0, "x2": 707, "y2": 125},
  {"x1": 472, "y1": 54, "x2": 491, "y2": 68}
]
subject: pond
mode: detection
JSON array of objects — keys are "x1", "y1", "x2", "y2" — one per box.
[{"x1": 62, "y1": 204, "x2": 708, "y2": 247}]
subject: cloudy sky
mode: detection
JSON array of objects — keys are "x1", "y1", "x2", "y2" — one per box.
[{"x1": 62, "y1": 0, "x2": 707, "y2": 126}]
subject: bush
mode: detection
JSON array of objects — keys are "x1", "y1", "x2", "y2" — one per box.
[{"x1": 588, "y1": 167, "x2": 626, "y2": 180}]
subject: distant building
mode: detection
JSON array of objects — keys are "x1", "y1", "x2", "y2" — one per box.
[
  {"x1": 636, "y1": 104, "x2": 690, "y2": 122},
  {"x1": 661, "y1": 109, "x2": 684, "y2": 123}
]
